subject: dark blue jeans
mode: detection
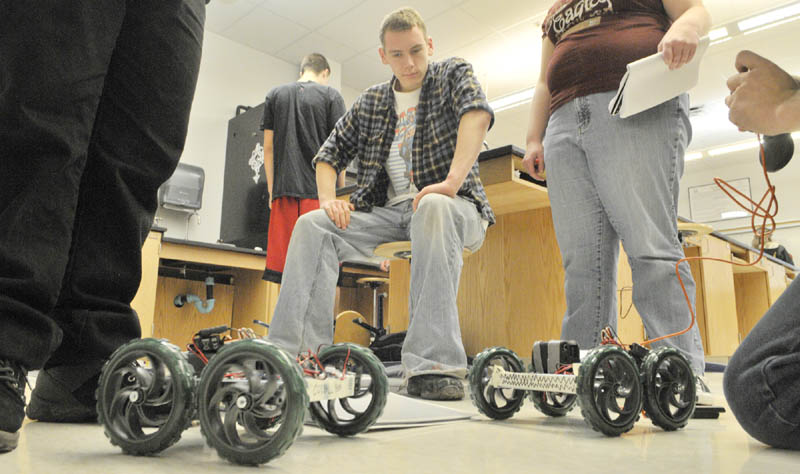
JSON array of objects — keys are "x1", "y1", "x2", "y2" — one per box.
[
  {"x1": 0, "y1": 1, "x2": 205, "y2": 369},
  {"x1": 724, "y1": 278, "x2": 800, "y2": 449}
]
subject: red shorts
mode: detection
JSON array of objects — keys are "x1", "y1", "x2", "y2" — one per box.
[{"x1": 263, "y1": 196, "x2": 319, "y2": 282}]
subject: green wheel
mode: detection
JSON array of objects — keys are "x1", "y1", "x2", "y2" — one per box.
[
  {"x1": 96, "y1": 338, "x2": 195, "y2": 456},
  {"x1": 641, "y1": 347, "x2": 696, "y2": 431},
  {"x1": 468, "y1": 347, "x2": 525, "y2": 420},
  {"x1": 529, "y1": 365, "x2": 577, "y2": 417},
  {"x1": 576, "y1": 345, "x2": 642, "y2": 436},
  {"x1": 197, "y1": 339, "x2": 307, "y2": 465},
  {"x1": 309, "y1": 343, "x2": 389, "y2": 436}
]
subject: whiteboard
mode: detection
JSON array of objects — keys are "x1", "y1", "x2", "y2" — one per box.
[{"x1": 688, "y1": 178, "x2": 752, "y2": 223}]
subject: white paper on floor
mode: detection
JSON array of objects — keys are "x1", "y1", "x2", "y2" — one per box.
[{"x1": 305, "y1": 392, "x2": 472, "y2": 431}]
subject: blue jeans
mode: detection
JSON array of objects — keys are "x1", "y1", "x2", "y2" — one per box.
[
  {"x1": 543, "y1": 91, "x2": 705, "y2": 374},
  {"x1": 266, "y1": 194, "x2": 486, "y2": 378},
  {"x1": 724, "y1": 278, "x2": 800, "y2": 449}
]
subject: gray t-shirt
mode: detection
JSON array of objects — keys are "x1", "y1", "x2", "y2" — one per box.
[
  {"x1": 261, "y1": 81, "x2": 346, "y2": 199},
  {"x1": 385, "y1": 87, "x2": 421, "y2": 206}
]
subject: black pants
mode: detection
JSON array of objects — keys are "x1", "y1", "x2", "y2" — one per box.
[
  {"x1": 0, "y1": 1, "x2": 205, "y2": 369},
  {"x1": 724, "y1": 278, "x2": 800, "y2": 449}
]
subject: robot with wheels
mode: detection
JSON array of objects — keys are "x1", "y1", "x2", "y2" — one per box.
[
  {"x1": 468, "y1": 332, "x2": 696, "y2": 436},
  {"x1": 95, "y1": 325, "x2": 389, "y2": 465}
]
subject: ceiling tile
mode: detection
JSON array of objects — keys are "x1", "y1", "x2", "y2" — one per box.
[
  {"x1": 261, "y1": 0, "x2": 365, "y2": 30},
  {"x1": 208, "y1": 0, "x2": 800, "y2": 159},
  {"x1": 341, "y1": 51, "x2": 392, "y2": 92},
  {"x1": 425, "y1": 7, "x2": 495, "y2": 57},
  {"x1": 205, "y1": 0, "x2": 264, "y2": 34},
  {"x1": 703, "y1": 0, "x2": 793, "y2": 26},
  {"x1": 688, "y1": 101, "x2": 743, "y2": 151},
  {"x1": 449, "y1": 18, "x2": 542, "y2": 100},
  {"x1": 222, "y1": 5, "x2": 310, "y2": 55},
  {"x1": 461, "y1": 0, "x2": 551, "y2": 32},
  {"x1": 318, "y1": 0, "x2": 469, "y2": 54},
  {"x1": 273, "y1": 32, "x2": 359, "y2": 66},
  {"x1": 412, "y1": 0, "x2": 468, "y2": 19}
]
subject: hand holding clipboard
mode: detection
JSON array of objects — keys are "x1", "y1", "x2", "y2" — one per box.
[{"x1": 609, "y1": 36, "x2": 710, "y2": 118}]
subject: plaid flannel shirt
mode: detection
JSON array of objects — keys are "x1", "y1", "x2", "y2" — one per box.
[{"x1": 313, "y1": 57, "x2": 496, "y2": 225}]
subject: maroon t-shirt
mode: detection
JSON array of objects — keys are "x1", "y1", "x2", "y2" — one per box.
[{"x1": 542, "y1": 0, "x2": 672, "y2": 113}]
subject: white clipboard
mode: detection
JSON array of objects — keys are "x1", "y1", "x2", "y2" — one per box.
[{"x1": 609, "y1": 36, "x2": 710, "y2": 118}]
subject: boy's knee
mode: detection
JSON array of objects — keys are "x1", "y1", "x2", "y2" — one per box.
[
  {"x1": 295, "y1": 209, "x2": 328, "y2": 231},
  {"x1": 415, "y1": 193, "x2": 455, "y2": 221},
  {"x1": 295, "y1": 209, "x2": 329, "y2": 227}
]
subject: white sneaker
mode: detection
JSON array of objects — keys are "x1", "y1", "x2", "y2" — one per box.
[{"x1": 695, "y1": 376, "x2": 714, "y2": 406}]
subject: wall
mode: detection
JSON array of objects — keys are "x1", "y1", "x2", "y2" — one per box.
[
  {"x1": 678, "y1": 136, "x2": 800, "y2": 259},
  {"x1": 341, "y1": 84, "x2": 364, "y2": 108},
  {"x1": 155, "y1": 31, "x2": 299, "y2": 242},
  {"x1": 156, "y1": 31, "x2": 347, "y2": 244}
]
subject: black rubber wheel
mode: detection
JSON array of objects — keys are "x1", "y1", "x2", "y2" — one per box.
[
  {"x1": 308, "y1": 343, "x2": 389, "y2": 436},
  {"x1": 197, "y1": 339, "x2": 307, "y2": 465},
  {"x1": 576, "y1": 345, "x2": 642, "y2": 436},
  {"x1": 468, "y1": 347, "x2": 526, "y2": 420},
  {"x1": 529, "y1": 372, "x2": 577, "y2": 417},
  {"x1": 641, "y1": 347, "x2": 696, "y2": 431},
  {"x1": 96, "y1": 338, "x2": 196, "y2": 455}
]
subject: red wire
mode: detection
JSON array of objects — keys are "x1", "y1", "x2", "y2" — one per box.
[
  {"x1": 643, "y1": 135, "x2": 777, "y2": 346},
  {"x1": 295, "y1": 347, "x2": 351, "y2": 380},
  {"x1": 341, "y1": 347, "x2": 351, "y2": 378},
  {"x1": 187, "y1": 343, "x2": 209, "y2": 364},
  {"x1": 297, "y1": 350, "x2": 325, "y2": 376},
  {"x1": 599, "y1": 327, "x2": 626, "y2": 348}
]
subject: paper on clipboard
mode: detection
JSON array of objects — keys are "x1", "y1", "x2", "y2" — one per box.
[{"x1": 609, "y1": 36, "x2": 710, "y2": 118}]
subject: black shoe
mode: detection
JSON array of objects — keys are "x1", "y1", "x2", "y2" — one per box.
[
  {"x1": 406, "y1": 375, "x2": 464, "y2": 401},
  {"x1": 0, "y1": 359, "x2": 27, "y2": 453},
  {"x1": 26, "y1": 362, "x2": 103, "y2": 423}
]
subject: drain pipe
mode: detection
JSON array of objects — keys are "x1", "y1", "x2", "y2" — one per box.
[{"x1": 174, "y1": 276, "x2": 216, "y2": 314}]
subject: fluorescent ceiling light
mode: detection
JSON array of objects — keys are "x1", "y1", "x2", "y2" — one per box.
[
  {"x1": 721, "y1": 211, "x2": 749, "y2": 219},
  {"x1": 489, "y1": 87, "x2": 535, "y2": 112},
  {"x1": 743, "y1": 15, "x2": 800, "y2": 35},
  {"x1": 685, "y1": 152, "x2": 704, "y2": 161},
  {"x1": 793, "y1": 131, "x2": 800, "y2": 140},
  {"x1": 708, "y1": 140, "x2": 760, "y2": 156},
  {"x1": 708, "y1": 27, "x2": 729, "y2": 41},
  {"x1": 738, "y1": 2, "x2": 800, "y2": 31}
]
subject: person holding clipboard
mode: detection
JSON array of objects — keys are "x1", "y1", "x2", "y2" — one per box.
[{"x1": 522, "y1": 1, "x2": 711, "y2": 390}]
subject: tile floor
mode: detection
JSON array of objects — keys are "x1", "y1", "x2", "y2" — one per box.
[{"x1": 5, "y1": 372, "x2": 800, "y2": 473}]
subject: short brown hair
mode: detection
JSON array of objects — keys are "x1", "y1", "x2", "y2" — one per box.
[
  {"x1": 379, "y1": 7, "x2": 427, "y2": 46},
  {"x1": 300, "y1": 53, "x2": 330, "y2": 75}
]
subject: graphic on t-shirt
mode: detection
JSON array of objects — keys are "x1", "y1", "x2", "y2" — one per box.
[
  {"x1": 544, "y1": 0, "x2": 614, "y2": 41},
  {"x1": 395, "y1": 107, "x2": 416, "y2": 181},
  {"x1": 249, "y1": 142, "x2": 264, "y2": 184},
  {"x1": 385, "y1": 89, "x2": 420, "y2": 202}
]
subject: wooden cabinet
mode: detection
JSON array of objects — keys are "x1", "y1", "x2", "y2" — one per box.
[
  {"x1": 132, "y1": 147, "x2": 794, "y2": 357},
  {"x1": 131, "y1": 236, "x2": 381, "y2": 348},
  {"x1": 130, "y1": 231, "x2": 163, "y2": 338}
]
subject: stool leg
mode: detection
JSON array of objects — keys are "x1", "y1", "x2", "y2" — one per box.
[
  {"x1": 371, "y1": 285, "x2": 379, "y2": 329},
  {"x1": 370, "y1": 283, "x2": 386, "y2": 336},
  {"x1": 376, "y1": 290, "x2": 385, "y2": 332}
]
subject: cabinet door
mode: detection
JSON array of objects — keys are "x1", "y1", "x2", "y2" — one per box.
[
  {"x1": 616, "y1": 245, "x2": 646, "y2": 344},
  {"x1": 131, "y1": 231, "x2": 162, "y2": 338},
  {"x1": 695, "y1": 236, "x2": 740, "y2": 356}
]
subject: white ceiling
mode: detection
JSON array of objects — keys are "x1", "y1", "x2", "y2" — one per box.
[{"x1": 207, "y1": 0, "x2": 800, "y2": 151}]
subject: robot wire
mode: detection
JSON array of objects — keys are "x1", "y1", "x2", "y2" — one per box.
[{"x1": 644, "y1": 135, "x2": 778, "y2": 347}]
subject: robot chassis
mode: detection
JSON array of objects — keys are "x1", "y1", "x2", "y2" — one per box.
[
  {"x1": 468, "y1": 339, "x2": 697, "y2": 436},
  {"x1": 95, "y1": 325, "x2": 389, "y2": 465}
]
